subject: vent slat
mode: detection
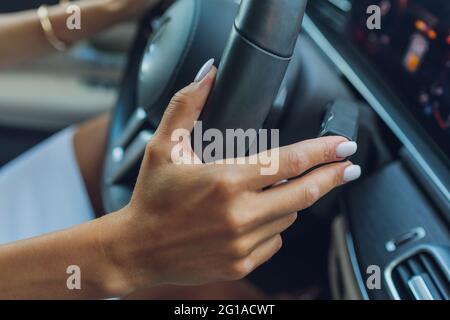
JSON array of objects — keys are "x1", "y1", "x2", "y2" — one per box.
[
  {"x1": 406, "y1": 258, "x2": 424, "y2": 275},
  {"x1": 394, "y1": 265, "x2": 413, "y2": 300},
  {"x1": 419, "y1": 253, "x2": 450, "y2": 300},
  {"x1": 392, "y1": 251, "x2": 450, "y2": 300}
]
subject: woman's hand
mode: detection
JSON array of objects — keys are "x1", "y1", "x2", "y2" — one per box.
[
  {"x1": 0, "y1": 60, "x2": 360, "y2": 299},
  {"x1": 100, "y1": 62, "x2": 361, "y2": 296}
]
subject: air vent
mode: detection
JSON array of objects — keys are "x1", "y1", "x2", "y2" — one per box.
[{"x1": 391, "y1": 252, "x2": 450, "y2": 300}]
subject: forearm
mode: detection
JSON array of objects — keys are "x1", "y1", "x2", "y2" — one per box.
[
  {"x1": 0, "y1": 213, "x2": 128, "y2": 299},
  {"x1": 0, "y1": 0, "x2": 139, "y2": 68}
]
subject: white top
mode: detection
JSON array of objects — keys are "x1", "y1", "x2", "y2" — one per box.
[{"x1": 0, "y1": 127, "x2": 95, "y2": 245}]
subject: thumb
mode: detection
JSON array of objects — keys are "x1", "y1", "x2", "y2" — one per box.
[{"x1": 156, "y1": 59, "x2": 216, "y2": 140}]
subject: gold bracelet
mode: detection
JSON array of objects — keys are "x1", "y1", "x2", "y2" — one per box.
[{"x1": 37, "y1": 5, "x2": 68, "y2": 52}]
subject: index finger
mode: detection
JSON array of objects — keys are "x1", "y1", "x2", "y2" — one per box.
[{"x1": 156, "y1": 63, "x2": 217, "y2": 141}]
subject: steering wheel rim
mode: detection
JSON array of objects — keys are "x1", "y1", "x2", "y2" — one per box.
[{"x1": 102, "y1": 0, "x2": 307, "y2": 213}]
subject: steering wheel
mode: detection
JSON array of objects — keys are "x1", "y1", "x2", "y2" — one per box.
[{"x1": 102, "y1": 0, "x2": 308, "y2": 213}]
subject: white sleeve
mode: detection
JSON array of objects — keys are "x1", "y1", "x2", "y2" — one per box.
[{"x1": 0, "y1": 127, "x2": 96, "y2": 245}]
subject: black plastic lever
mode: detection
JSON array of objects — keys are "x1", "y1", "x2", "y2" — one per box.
[{"x1": 319, "y1": 99, "x2": 360, "y2": 142}]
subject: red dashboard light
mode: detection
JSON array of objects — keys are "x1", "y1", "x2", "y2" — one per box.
[{"x1": 446, "y1": 35, "x2": 450, "y2": 45}]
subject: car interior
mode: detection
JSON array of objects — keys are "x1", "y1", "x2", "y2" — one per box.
[{"x1": 1, "y1": 0, "x2": 449, "y2": 300}]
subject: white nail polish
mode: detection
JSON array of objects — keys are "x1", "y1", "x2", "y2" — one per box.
[
  {"x1": 343, "y1": 165, "x2": 361, "y2": 183},
  {"x1": 336, "y1": 141, "x2": 358, "y2": 158},
  {"x1": 194, "y1": 58, "x2": 215, "y2": 82}
]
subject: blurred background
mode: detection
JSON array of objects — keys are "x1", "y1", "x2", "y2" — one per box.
[{"x1": 0, "y1": 1, "x2": 135, "y2": 166}]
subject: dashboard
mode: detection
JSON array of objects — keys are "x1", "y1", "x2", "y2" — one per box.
[
  {"x1": 349, "y1": 0, "x2": 450, "y2": 157},
  {"x1": 305, "y1": 0, "x2": 450, "y2": 300}
]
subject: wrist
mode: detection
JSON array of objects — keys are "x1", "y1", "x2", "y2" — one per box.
[
  {"x1": 96, "y1": 207, "x2": 162, "y2": 297},
  {"x1": 94, "y1": 210, "x2": 136, "y2": 297}
]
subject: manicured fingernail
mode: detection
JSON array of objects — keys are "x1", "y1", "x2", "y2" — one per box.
[
  {"x1": 194, "y1": 58, "x2": 215, "y2": 82},
  {"x1": 336, "y1": 141, "x2": 358, "y2": 158},
  {"x1": 343, "y1": 165, "x2": 361, "y2": 183}
]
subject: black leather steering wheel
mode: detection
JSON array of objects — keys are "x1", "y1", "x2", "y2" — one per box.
[{"x1": 102, "y1": 0, "x2": 308, "y2": 213}]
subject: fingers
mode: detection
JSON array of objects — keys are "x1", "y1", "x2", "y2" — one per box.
[
  {"x1": 254, "y1": 162, "x2": 360, "y2": 222},
  {"x1": 246, "y1": 235, "x2": 283, "y2": 273},
  {"x1": 239, "y1": 137, "x2": 357, "y2": 189},
  {"x1": 223, "y1": 212, "x2": 297, "y2": 259},
  {"x1": 156, "y1": 61, "x2": 217, "y2": 140},
  {"x1": 242, "y1": 212, "x2": 298, "y2": 250},
  {"x1": 225, "y1": 235, "x2": 283, "y2": 281}
]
